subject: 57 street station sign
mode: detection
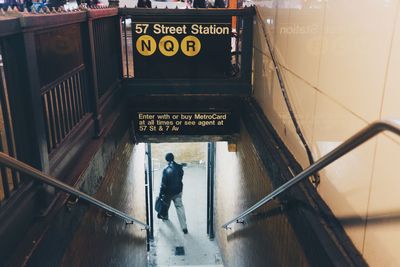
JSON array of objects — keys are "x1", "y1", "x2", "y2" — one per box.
[{"x1": 132, "y1": 18, "x2": 232, "y2": 79}]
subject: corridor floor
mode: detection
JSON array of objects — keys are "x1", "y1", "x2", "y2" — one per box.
[{"x1": 149, "y1": 163, "x2": 223, "y2": 267}]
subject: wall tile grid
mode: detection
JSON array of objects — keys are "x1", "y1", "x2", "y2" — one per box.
[
  {"x1": 364, "y1": 4, "x2": 400, "y2": 265},
  {"x1": 312, "y1": 92, "x2": 376, "y2": 251},
  {"x1": 252, "y1": 0, "x2": 400, "y2": 265},
  {"x1": 318, "y1": 0, "x2": 398, "y2": 122},
  {"x1": 253, "y1": 9, "x2": 313, "y2": 168},
  {"x1": 364, "y1": 136, "x2": 400, "y2": 266}
]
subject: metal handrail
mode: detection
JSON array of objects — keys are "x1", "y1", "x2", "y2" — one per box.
[
  {"x1": 0, "y1": 152, "x2": 149, "y2": 230},
  {"x1": 222, "y1": 119, "x2": 400, "y2": 229}
]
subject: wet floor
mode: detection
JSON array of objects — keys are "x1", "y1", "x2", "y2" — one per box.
[{"x1": 149, "y1": 146, "x2": 223, "y2": 267}]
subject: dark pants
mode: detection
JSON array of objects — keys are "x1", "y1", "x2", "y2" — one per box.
[{"x1": 157, "y1": 192, "x2": 187, "y2": 230}]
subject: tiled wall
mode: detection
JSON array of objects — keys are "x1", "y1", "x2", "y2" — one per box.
[
  {"x1": 215, "y1": 129, "x2": 310, "y2": 267},
  {"x1": 252, "y1": 0, "x2": 400, "y2": 265}
]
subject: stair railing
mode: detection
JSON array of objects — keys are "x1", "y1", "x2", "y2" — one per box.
[
  {"x1": 222, "y1": 119, "x2": 400, "y2": 229},
  {"x1": 0, "y1": 152, "x2": 149, "y2": 230}
]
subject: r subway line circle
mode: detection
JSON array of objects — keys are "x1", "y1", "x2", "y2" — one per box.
[{"x1": 181, "y1": 36, "x2": 201, "y2": 57}]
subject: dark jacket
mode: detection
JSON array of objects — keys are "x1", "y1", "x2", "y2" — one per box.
[{"x1": 160, "y1": 161, "x2": 184, "y2": 197}]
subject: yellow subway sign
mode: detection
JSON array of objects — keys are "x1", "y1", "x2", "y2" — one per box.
[
  {"x1": 132, "y1": 19, "x2": 232, "y2": 79},
  {"x1": 136, "y1": 35, "x2": 202, "y2": 57}
]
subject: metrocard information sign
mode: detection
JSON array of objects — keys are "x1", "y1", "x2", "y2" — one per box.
[
  {"x1": 132, "y1": 17, "x2": 232, "y2": 79},
  {"x1": 135, "y1": 111, "x2": 238, "y2": 136}
]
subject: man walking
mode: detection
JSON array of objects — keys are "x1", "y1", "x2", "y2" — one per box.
[{"x1": 158, "y1": 153, "x2": 188, "y2": 234}]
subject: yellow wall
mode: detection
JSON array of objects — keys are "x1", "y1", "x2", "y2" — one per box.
[
  {"x1": 151, "y1": 143, "x2": 207, "y2": 165},
  {"x1": 252, "y1": 0, "x2": 400, "y2": 265}
]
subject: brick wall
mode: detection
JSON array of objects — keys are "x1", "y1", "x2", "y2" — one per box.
[{"x1": 152, "y1": 142, "x2": 207, "y2": 166}]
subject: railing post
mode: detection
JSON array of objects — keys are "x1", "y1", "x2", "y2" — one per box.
[
  {"x1": 240, "y1": 13, "x2": 254, "y2": 85},
  {"x1": 2, "y1": 30, "x2": 52, "y2": 210},
  {"x1": 87, "y1": 17, "x2": 103, "y2": 137},
  {"x1": 3, "y1": 33, "x2": 49, "y2": 173},
  {"x1": 116, "y1": 15, "x2": 124, "y2": 81},
  {"x1": 85, "y1": 8, "x2": 122, "y2": 137},
  {"x1": 21, "y1": 32, "x2": 53, "y2": 203}
]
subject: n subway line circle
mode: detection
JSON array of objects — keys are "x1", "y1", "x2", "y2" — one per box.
[{"x1": 136, "y1": 35, "x2": 157, "y2": 56}]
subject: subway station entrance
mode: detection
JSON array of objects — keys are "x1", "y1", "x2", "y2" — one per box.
[
  {"x1": 147, "y1": 142, "x2": 222, "y2": 266},
  {"x1": 132, "y1": 96, "x2": 240, "y2": 266},
  {"x1": 0, "y1": 4, "x2": 369, "y2": 267}
]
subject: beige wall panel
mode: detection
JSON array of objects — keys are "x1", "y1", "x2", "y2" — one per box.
[
  {"x1": 253, "y1": 51, "x2": 275, "y2": 115},
  {"x1": 253, "y1": 13, "x2": 269, "y2": 57},
  {"x1": 313, "y1": 92, "x2": 376, "y2": 251},
  {"x1": 280, "y1": 70, "x2": 317, "y2": 167},
  {"x1": 318, "y1": 0, "x2": 398, "y2": 122},
  {"x1": 283, "y1": 69, "x2": 316, "y2": 140},
  {"x1": 274, "y1": 2, "x2": 290, "y2": 66},
  {"x1": 253, "y1": 0, "x2": 400, "y2": 264},
  {"x1": 265, "y1": 67, "x2": 288, "y2": 140},
  {"x1": 282, "y1": 126, "x2": 309, "y2": 168},
  {"x1": 256, "y1": 0, "x2": 277, "y2": 48},
  {"x1": 381, "y1": 8, "x2": 400, "y2": 121},
  {"x1": 253, "y1": 48, "x2": 267, "y2": 106},
  {"x1": 215, "y1": 142, "x2": 244, "y2": 220},
  {"x1": 253, "y1": 1, "x2": 278, "y2": 114},
  {"x1": 253, "y1": 19, "x2": 316, "y2": 168},
  {"x1": 363, "y1": 136, "x2": 400, "y2": 266},
  {"x1": 285, "y1": 0, "x2": 325, "y2": 86}
]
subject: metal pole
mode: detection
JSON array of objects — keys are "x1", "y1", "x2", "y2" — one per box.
[
  {"x1": 147, "y1": 143, "x2": 154, "y2": 240},
  {"x1": 122, "y1": 16, "x2": 129, "y2": 78},
  {"x1": 144, "y1": 147, "x2": 150, "y2": 251},
  {"x1": 209, "y1": 142, "x2": 215, "y2": 239},
  {"x1": 207, "y1": 142, "x2": 211, "y2": 236}
]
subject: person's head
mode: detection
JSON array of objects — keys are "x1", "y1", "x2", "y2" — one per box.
[{"x1": 165, "y1": 153, "x2": 174, "y2": 162}]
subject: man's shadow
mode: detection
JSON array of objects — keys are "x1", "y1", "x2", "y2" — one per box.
[{"x1": 159, "y1": 219, "x2": 184, "y2": 246}]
